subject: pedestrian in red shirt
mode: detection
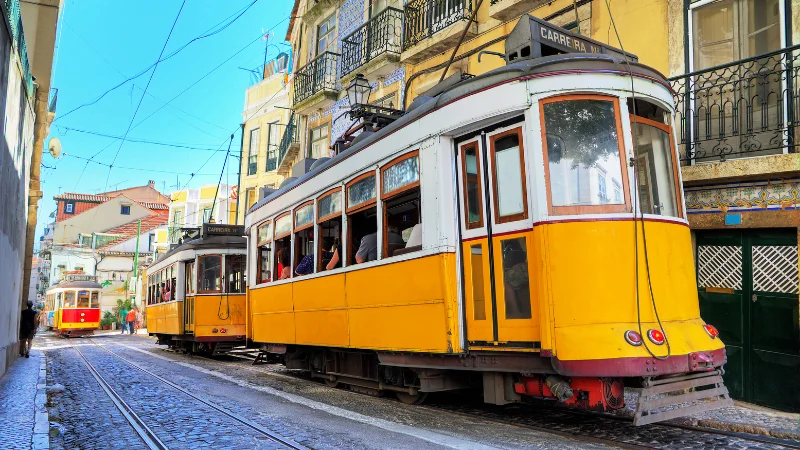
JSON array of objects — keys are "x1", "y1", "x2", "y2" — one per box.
[{"x1": 126, "y1": 308, "x2": 137, "y2": 335}]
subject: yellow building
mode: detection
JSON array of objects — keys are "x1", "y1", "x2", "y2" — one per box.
[
  {"x1": 237, "y1": 54, "x2": 295, "y2": 224},
  {"x1": 164, "y1": 184, "x2": 236, "y2": 251}
]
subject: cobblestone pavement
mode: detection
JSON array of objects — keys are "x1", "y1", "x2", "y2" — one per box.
[
  {"x1": 0, "y1": 350, "x2": 46, "y2": 450},
  {"x1": 42, "y1": 334, "x2": 596, "y2": 449},
  {"x1": 103, "y1": 335, "x2": 800, "y2": 450}
]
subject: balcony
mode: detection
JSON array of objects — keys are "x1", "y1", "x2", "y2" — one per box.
[
  {"x1": 671, "y1": 45, "x2": 800, "y2": 173},
  {"x1": 4, "y1": 0, "x2": 34, "y2": 97},
  {"x1": 488, "y1": 0, "x2": 548, "y2": 21},
  {"x1": 341, "y1": 7, "x2": 404, "y2": 84},
  {"x1": 292, "y1": 51, "x2": 340, "y2": 113},
  {"x1": 401, "y1": 0, "x2": 476, "y2": 64},
  {"x1": 276, "y1": 113, "x2": 301, "y2": 176}
]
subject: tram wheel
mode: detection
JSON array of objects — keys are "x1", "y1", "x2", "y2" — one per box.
[
  {"x1": 324, "y1": 378, "x2": 339, "y2": 388},
  {"x1": 395, "y1": 392, "x2": 428, "y2": 405}
]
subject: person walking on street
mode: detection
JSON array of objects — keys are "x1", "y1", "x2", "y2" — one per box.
[
  {"x1": 19, "y1": 301, "x2": 38, "y2": 358},
  {"x1": 134, "y1": 307, "x2": 143, "y2": 334},
  {"x1": 126, "y1": 308, "x2": 137, "y2": 335},
  {"x1": 119, "y1": 306, "x2": 129, "y2": 334}
]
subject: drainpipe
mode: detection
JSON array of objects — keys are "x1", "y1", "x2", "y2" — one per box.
[{"x1": 21, "y1": 87, "x2": 50, "y2": 309}]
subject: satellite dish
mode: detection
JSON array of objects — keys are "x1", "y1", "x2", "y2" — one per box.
[{"x1": 48, "y1": 138, "x2": 62, "y2": 159}]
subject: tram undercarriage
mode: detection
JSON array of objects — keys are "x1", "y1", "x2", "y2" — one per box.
[
  {"x1": 260, "y1": 345, "x2": 731, "y2": 424},
  {"x1": 154, "y1": 334, "x2": 246, "y2": 356}
]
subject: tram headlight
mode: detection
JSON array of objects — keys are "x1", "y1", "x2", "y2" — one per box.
[
  {"x1": 624, "y1": 330, "x2": 642, "y2": 346},
  {"x1": 703, "y1": 324, "x2": 719, "y2": 339},
  {"x1": 647, "y1": 329, "x2": 666, "y2": 345}
]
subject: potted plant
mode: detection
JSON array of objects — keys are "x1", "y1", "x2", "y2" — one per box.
[{"x1": 100, "y1": 311, "x2": 115, "y2": 330}]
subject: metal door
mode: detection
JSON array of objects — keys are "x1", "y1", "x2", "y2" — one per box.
[{"x1": 696, "y1": 229, "x2": 799, "y2": 411}]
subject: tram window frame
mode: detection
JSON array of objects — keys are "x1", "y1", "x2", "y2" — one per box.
[
  {"x1": 293, "y1": 201, "x2": 315, "y2": 276},
  {"x1": 197, "y1": 255, "x2": 223, "y2": 294},
  {"x1": 460, "y1": 141, "x2": 484, "y2": 229},
  {"x1": 540, "y1": 94, "x2": 631, "y2": 216},
  {"x1": 380, "y1": 151, "x2": 421, "y2": 259},
  {"x1": 90, "y1": 291, "x2": 100, "y2": 308},
  {"x1": 317, "y1": 187, "x2": 343, "y2": 272},
  {"x1": 64, "y1": 290, "x2": 76, "y2": 308},
  {"x1": 273, "y1": 212, "x2": 293, "y2": 281},
  {"x1": 170, "y1": 265, "x2": 177, "y2": 301},
  {"x1": 488, "y1": 127, "x2": 529, "y2": 223},
  {"x1": 77, "y1": 290, "x2": 90, "y2": 308},
  {"x1": 226, "y1": 254, "x2": 246, "y2": 293},
  {"x1": 346, "y1": 172, "x2": 378, "y2": 265},
  {"x1": 257, "y1": 221, "x2": 273, "y2": 283},
  {"x1": 185, "y1": 261, "x2": 196, "y2": 295}
]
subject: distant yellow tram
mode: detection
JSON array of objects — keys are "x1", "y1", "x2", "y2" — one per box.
[
  {"x1": 244, "y1": 17, "x2": 731, "y2": 425},
  {"x1": 43, "y1": 275, "x2": 102, "y2": 337},
  {"x1": 146, "y1": 225, "x2": 247, "y2": 354}
]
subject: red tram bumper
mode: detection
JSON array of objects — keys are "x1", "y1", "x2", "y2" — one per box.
[{"x1": 551, "y1": 347, "x2": 726, "y2": 377}]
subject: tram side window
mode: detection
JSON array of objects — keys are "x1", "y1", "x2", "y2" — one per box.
[
  {"x1": 198, "y1": 255, "x2": 222, "y2": 293},
  {"x1": 64, "y1": 291, "x2": 76, "y2": 308},
  {"x1": 490, "y1": 129, "x2": 528, "y2": 222},
  {"x1": 500, "y1": 237, "x2": 532, "y2": 319},
  {"x1": 293, "y1": 202, "x2": 315, "y2": 276},
  {"x1": 461, "y1": 142, "x2": 483, "y2": 229},
  {"x1": 170, "y1": 266, "x2": 177, "y2": 301},
  {"x1": 542, "y1": 97, "x2": 627, "y2": 214},
  {"x1": 347, "y1": 173, "x2": 378, "y2": 264},
  {"x1": 257, "y1": 222, "x2": 272, "y2": 283},
  {"x1": 77, "y1": 290, "x2": 90, "y2": 308},
  {"x1": 185, "y1": 261, "x2": 195, "y2": 295},
  {"x1": 56, "y1": 292, "x2": 63, "y2": 308},
  {"x1": 381, "y1": 152, "x2": 421, "y2": 258},
  {"x1": 90, "y1": 291, "x2": 100, "y2": 309},
  {"x1": 627, "y1": 98, "x2": 681, "y2": 218},
  {"x1": 273, "y1": 213, "x2": 292, "y2": 280},
  {"x1": 317, "y1": 189, "x2": 342, "y2": 271},
  {"x1": 226, "y1": 255, "x2": 246, "y2": 293}
]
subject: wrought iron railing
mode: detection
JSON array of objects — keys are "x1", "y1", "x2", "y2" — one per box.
[
  {"x1": 277, "y1": 113, "x2": 299, "y2": 167},
  {"x1": 293, "y1": 51, "x2": 340, "y2": 104},
  {"x1": 403, "y1": 0, "x2": 472, "y2": 51},
  {"x1": 3, "y1": 0, "x2": 33, "y2": 97},
  {"x1": 670, "y1": 45, "x2": 800, "y2": 164},
  {"x1": 341, "y1": 7, "x2": 404, "y2": 77},
  {"x1": 168, "y1": 227, "x2": 200, "y2": 245},
  {"x1": 48, "y1": 88, "x2": 58, "y2": 113}
]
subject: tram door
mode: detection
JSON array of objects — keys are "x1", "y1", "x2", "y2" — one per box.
[
  {"x1": 457, "y1": 126, "x2": 538, "y2": 347},
  {"x1": 184, "y1": 261, "x2": 195, "y2": 334}
]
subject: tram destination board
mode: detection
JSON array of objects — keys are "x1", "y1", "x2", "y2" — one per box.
[
  {"x1": 506, "y1": 15, "x2": 637, "y2": 63},
  {"x1": 202, "y1": 224, "x2": 245, "y2": 237}
]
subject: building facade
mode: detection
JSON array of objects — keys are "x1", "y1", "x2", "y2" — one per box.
[
  {"x1": 167, "y1": 184, "x2": 237, "y2": 246},
  {"x1": 0, "y1": 0, "x2": 60, "y2": 378}
]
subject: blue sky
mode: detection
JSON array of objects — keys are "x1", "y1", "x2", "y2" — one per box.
[{"x1": 37, "y1": 0, "x2": 292, "y2": 241}]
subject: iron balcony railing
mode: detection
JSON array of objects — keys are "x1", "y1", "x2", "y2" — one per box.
[
  {"x1": 293, "y1": 51, "x2": 340, "y2": 105},
  {"x1": 341, "y1": 7, "x2": 404, "y2": 77},
  {"x1": 277, "y1": 113, "x2": 299, "y2": 167},
  {"x1": 403, "y1": 0, "x2": 472, "y2": 51},
  {"x1": 4, "y1": 0, "x2": 33, "y2": 96},
  {"x1": 168, "y1": 227, "x2": 200, "y2": 245},
  {"x1": 670, "y1": 44, "x2": 800, "y2": 164}
]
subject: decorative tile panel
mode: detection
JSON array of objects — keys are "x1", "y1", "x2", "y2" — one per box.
[
  {"x1": 753, "y1": 245, "x2": 799, "y2": 294},
  {"x1": 685, "y1": 180, "x2": 800, "y2": 214},
  {"x1": 697, "y1": 245, "x2": 743, "y2": 290}
]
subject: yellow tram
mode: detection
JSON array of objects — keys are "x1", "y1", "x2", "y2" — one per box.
[
  {"x1": 244, "y1": 17, "x2": 730, "y2": 425},
  {"x1": 43, "y1": 274, "x2": 102, "y2": 337},
  {"x1": 146, "y1": 224, "x2": 248, "y2": 354}
]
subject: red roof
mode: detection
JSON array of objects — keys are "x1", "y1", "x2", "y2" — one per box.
[
  {"x1": 96, "y1": 212, "x2": 169, "y2": 251},
  {"x1": 54, "y1": 193, "x2": 110, "y2": 203},
  {"x1": 137, "y1": 201, "x2": 169, "y2": 210}
]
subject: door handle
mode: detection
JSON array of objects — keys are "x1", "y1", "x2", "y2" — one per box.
[{"x1": 752, "y1": 294, "x2": 757, "y2": 303}]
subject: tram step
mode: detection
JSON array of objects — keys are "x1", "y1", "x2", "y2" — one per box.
[
  {"x1": 633, "y1": 370, "x2": 733, "y2": 426},
  {"x1": 211, "y1": 343, "x2": 237, "y2": 356}
]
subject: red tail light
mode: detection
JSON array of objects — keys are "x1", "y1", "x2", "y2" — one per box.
[
  {"x1": 703, "y1": 324, "x2": 719, "y2": 339},
  {"x1": 647, "y1": 329, "x2": 665, "y2": 345},
  {"x1": 220, "y1": 328, "x2": 227, "y2": 334},
  {"x1": 624, "y1": 330, "x2": 642, "y2": 346}
]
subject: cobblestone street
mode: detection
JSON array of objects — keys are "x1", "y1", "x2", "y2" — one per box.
[{"x1": 24, "y1": 332, "x2": 797, "y2": 449}]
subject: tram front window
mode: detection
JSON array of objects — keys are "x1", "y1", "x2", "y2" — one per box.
[
  {"x1": 198, "y1": 255, "x2": 222, "y2": 293},
  {"x1": 226, "y1": 255, "x2": 246, "y2": 293},
  {"x1": 77, "y1": 290, "x2": 90, "y2": 308},
  {"x1": 543, "y1": 97, "x2": 627, "y2": 213},
  {"x1": 64, "y1": 291, "x2": 76, "y2": 308}
]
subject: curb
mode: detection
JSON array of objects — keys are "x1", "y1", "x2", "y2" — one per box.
[
  {"x1": 33, "y1": 352, "x2": 48, "y2": 450},
  {"x1": 673, "y1": 417, "x2": 800, "y2": 442}
]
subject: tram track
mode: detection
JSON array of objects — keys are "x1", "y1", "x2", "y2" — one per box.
[{"x1": 69, "y1": 340, "x2": 308, "y2": 450}]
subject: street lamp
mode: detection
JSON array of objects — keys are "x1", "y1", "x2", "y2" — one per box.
[{"x1": 346, "y1": 74, "x2": 372, "y2": 108}]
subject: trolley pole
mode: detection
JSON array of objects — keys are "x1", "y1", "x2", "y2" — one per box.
[{"x1": 132, "y1": 219, "x2": 141, "y2": 306}]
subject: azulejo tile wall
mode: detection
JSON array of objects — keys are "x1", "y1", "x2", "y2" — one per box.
[{"x1": 685, "y1": 179, "x2": 800, "y2": 214}]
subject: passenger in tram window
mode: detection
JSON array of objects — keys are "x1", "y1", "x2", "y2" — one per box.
[
  {"x1": 277, "y1": 249, "x2": 291, "y2": 280},
  {"x1": 321, "y1": 237, "x2": 340, "y2": 270},
  {"x1": 164, "y1": 280, "x2": 172, "y2": 301},
  {"x1": 355, "y1": 226, "x2": 403, "y2": 263},
  {"x1": 294, "y1": 253, "x2": 314, "y2": 276}
]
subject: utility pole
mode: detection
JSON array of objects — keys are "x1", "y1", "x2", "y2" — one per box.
[{"x1": 131, "y1": 219, "x2": 141, "y2": 306}]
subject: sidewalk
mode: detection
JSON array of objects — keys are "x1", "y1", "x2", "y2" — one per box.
[{"x1": 0, "y1": 350, "x2": 49, "y2": 450}]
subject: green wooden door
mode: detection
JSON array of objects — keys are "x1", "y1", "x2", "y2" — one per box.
[{"x1": 696, "y1": 229, "x2": 799, "y2": 412}]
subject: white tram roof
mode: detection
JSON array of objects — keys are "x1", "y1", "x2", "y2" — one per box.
[
  {"x1": 245, "y1": 53, "x2": 669, "y2": 227},
  {"x1": 148, "y1": 235, "x2": 247, "y2": 272},
  {"x1": 47, "y1": 280, "x2": 103, "y2": 291}
]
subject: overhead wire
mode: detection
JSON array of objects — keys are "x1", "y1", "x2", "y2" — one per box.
[
  {"x1": 56, "y1": 126, "x2": 224, "y2": 151},
  {"x1": 603, "y1": 0, "x2": 670, "y2": 361}
]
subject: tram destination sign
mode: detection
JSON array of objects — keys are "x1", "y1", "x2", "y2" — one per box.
[
  {"x1": 202, "y1": 223, "x2": 245, "y2": 237},
  {"x1": 505, "y1": 15, "x2": 637, "y2": 63}
]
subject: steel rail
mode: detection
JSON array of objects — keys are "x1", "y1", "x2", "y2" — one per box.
[
  {"x1": 72, "y1": 344, "x2": 168, "y2": 450},
  {"x1": 88, "y1": 340, "x2": 308, "y2": 450}
]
